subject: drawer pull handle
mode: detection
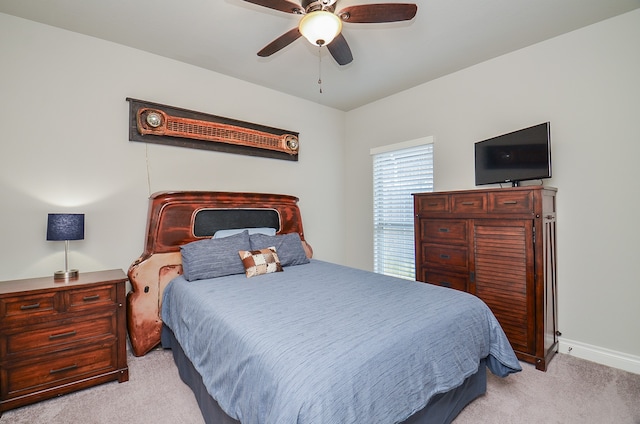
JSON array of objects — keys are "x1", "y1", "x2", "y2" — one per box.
[
  {"x1": 439, "y1": 281, "x2": 452, "y2": 288},
  {"x1": 438, "y1": 228, "x2": 449, "y2": 233},
  {"x1": 502, "y1": 200, "x2": 518, "y2": 204},
  {"x1": 440, "y1": 254, "x2": 450, "y2": 259},
  {"x1": 49, "y1": 330, "x2": 77, "y2": 340},
  {"x1": 83, "y1": 295, "x2": 100, "y2": 302},
  {"x1": 20, "y1": 303, "x2": 41, "y2": 310},
  {"x1": 461, "y1": 202, "x2": 474, "y2": 205},
  {"x1": 50, "y1": 364, "x2": 78, "y2": 374}
]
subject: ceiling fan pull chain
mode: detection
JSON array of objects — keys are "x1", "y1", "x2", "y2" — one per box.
[{"x1": 318, "y1": 46, "x2": 323, "y2": 94}]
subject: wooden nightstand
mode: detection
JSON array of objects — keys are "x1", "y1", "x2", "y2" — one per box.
[{"x1": 0, "y1": 269, "x2": 129, "y2": 415}]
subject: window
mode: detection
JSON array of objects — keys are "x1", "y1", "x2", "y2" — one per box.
[{"x1": 371, "y1": 138, "x2": 433, "y2": 280}]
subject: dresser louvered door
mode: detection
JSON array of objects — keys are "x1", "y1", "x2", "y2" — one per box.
[{"x1": 473, "y1": 220, "x2": 535, "y2": 354}]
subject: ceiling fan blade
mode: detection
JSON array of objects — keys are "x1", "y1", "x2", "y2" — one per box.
[
  {"x1": 337, "y1": 3, "x2": 417, "y2": 23},
  {"x1": 327, "y1": 33, "x2": 353, "y2": 66},
  {"x1": 258, "y1": 27, "x2": 302, "y2": 57},
  {"x1": 243, "y1": 0, "x2": 304, "y2": 14}
]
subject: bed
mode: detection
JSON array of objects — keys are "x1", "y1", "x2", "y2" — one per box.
[{"x1": 127, "y1": 191, "x2": 521, "y2": 424}]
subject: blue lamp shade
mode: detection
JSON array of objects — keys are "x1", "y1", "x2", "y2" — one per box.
[{"x1": 47, "y1": 214, "x2": 85, "y2": 241}]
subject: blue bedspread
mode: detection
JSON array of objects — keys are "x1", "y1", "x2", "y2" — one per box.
[{"x1": 161, "y1": 260, "x2": 521, "y2": 424}]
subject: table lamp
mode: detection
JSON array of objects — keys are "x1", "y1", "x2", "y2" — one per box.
[{"x1": 47, "y1": 213, "x2": 85, "y2": 280}]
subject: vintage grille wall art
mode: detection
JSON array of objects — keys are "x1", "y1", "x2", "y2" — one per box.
[{"x1": 127, "y1": 98, "x2": 299, "y2": 161}]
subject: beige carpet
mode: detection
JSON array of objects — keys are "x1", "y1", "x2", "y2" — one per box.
[
  {"x1": 1, "y1": 349, "x2": 638, "y2": 423},
  {"x1": 455, "y1": 353, "x2": 640, "y2": 424}
]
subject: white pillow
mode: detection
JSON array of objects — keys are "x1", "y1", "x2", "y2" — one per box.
[{"x1": 213, "y1": 227, "x2": 276, "y2": 239}]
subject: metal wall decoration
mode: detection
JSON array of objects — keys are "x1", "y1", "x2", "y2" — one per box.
[{"x1": 127, "y1": 98, "x2": 299, "y2": 161}]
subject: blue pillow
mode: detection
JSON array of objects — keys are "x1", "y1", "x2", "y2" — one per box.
[
  {"x1": 181, "y1": 230, "x2": 251, "y2": 281},
  {"x1": 249, "y1": 232, "x2": 310, "y2": 267}
]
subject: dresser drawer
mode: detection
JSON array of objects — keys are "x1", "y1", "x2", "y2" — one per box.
[
  {"x1": 423, "y1": 245, "x2": 468, "y2": 270},
  {"x1": 451, "y1": 193, "x2": 487, "y2": 213},
  {"x1": 0, "y1": 292, "x2": 59, "y2": 324},
  {"x1": 67, "y1": 284, "x2": 117, "y2": 311},
  {"x1": 421, "y1": 269, "x2": 468, "y2": 292},
  {"x1": 488, "y1": 190, "x2": 534, "y2": 213},
  {"x1": 415, "y1": 194, "x2": 450, "y2": 213},
  {"x1": 4, "y1": 313, "x2": 116, "y2": 357},
  {"x1": 420, "y1": 219, "x2": 467, "y2": 244},
  {"x1": 3, "y1": 341, "x2": 117, "y2": 399}
]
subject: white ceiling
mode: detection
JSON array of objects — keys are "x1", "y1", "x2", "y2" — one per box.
[{"x1": 1, "y1": 0, "x2": 638, "y2": 111}]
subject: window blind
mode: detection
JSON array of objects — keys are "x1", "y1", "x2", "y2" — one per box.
[{"x1": 372, "y1": 141, "x2": 433, "y2": 279}]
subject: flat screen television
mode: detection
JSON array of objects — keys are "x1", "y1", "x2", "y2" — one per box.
[{"x1": 474, "y1": 122, "x2": 551, "y2": 187}]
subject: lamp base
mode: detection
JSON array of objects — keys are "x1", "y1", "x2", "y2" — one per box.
[{"x1": 54, "y1": 269, "x2": 79, "y2": 280}]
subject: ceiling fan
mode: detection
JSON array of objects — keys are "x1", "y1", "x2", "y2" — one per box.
[{"x1": 244, "y1": 0, "x2": 418, "y2": 65}]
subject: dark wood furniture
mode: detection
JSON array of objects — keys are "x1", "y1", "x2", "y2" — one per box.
[
  {"x1": 413, "y1": 186, "x2": 558, "y2": 370},
  {"x1": 0, "y1": 269, "x2": 129, "y2": 415}
]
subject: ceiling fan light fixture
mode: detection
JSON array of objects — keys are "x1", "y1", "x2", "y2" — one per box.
[{"x1": 299, "y1": 10, "x2": 342, "y2": 46}]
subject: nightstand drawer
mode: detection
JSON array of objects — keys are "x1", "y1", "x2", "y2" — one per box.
[
  {"x1": 3, "y1": 341, "x2": 117, "y2": 399},
  {"x1": 0, "y1": 292, "x2": 58, "y2": 323},
  {"x1": 67, "y1": 284, "x2": 117, "y2": 311},
  {"x1": 4, "y1": 313, "x2": 116, "y2": 357}
]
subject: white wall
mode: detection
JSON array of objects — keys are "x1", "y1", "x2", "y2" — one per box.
[
  {"x1": 2, "y1": 9, "x2": 639, "y2": 373},
  {"x1": 0, "y1": 13, "x2": 346, "y2": 281},
  {"x1": 344, "y1": 10, "x2": 640, "y2": 368}
]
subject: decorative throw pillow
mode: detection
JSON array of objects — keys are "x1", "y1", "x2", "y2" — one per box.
[
  {"x1": 249, "y1": 232, "x2": 310, "y2": 267},
  {"x1": 180, "y1": 230, "x2": 251, "y2": 281},
  {"x1": 238, "y1": 247, "x2": 283, "y2": 278}
]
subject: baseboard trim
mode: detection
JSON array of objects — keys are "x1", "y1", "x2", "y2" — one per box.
[{"x1": 558, "y1": 337, "x2": 640, "y2": 375}]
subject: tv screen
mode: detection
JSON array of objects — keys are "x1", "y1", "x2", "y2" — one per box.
[{"x1": 474, "y1": 122, "x2": 551, "y2": 186}]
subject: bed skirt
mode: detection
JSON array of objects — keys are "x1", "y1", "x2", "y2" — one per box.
[{"x1": 162, "y1": 325, "x2": 486, "y2": 424}]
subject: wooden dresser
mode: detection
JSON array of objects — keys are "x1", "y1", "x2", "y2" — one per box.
[
  {"x1": 0, "y1": 269, "x2": 129, "y2": 414},
  {"x1": 413, "y1": 186, "x2": 558, "y2": 370}
]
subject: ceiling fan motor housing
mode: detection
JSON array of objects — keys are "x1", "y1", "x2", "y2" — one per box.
[{"x1": 302, "y1": 0, "x2": 337, "y2": 13}]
